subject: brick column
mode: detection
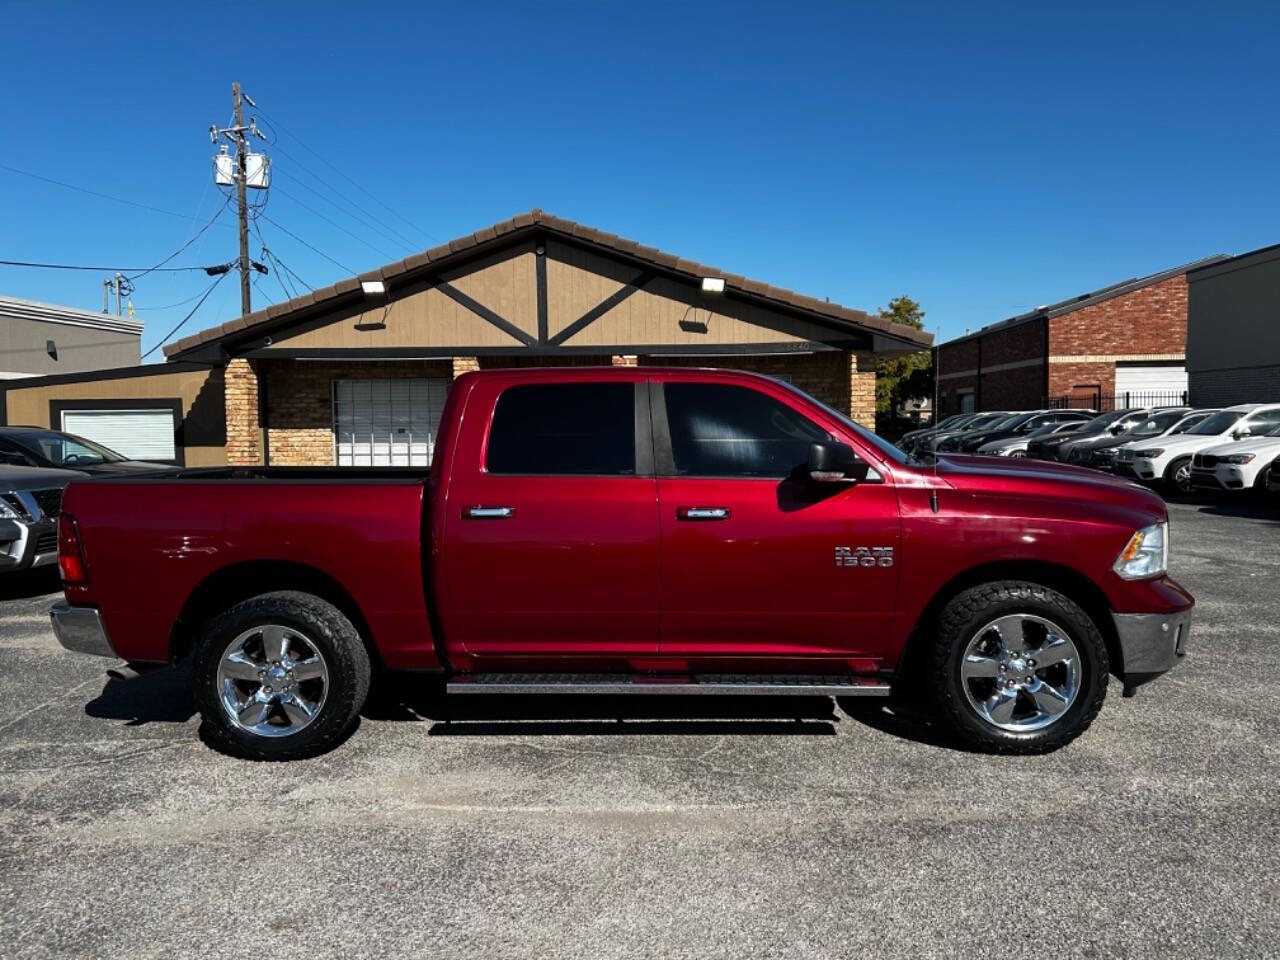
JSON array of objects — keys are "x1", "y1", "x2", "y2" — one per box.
[
  {"x1": 611, "y1": 354, "x2": 638, "y2": 366},
  {"x1": 846, "y1": 350, "x2": 877, "y2": 429},
  {"x1": 451, "y1": 356, "x2": 479, "y2": 379},
  {"x1": 225, "y1": 358, "x2": 263, "y2": 465}
]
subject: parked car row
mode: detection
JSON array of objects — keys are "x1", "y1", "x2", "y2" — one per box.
[
  {"x1": 0, "y1": 426, "x2": 169, "y2": 574},
  {"x1": 897, "y1": 409, "x2": 1096, "y2": 458},
  {"x1": 903, "y1": 403, "x2": 1280, "y2": 498}
]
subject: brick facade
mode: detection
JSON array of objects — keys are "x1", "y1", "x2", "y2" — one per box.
[
  {"x1": 224, "y1": 358, "x2": 262, "y2": 465},
  {"x1": 264, "y1": 359, "x2": 452, "y2": 466},
  {"x1": 935, "y1": 272, "x2": 1191, "y2": 415}
]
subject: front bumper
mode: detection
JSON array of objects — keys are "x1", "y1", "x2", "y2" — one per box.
[
  {"x1": 50, "y1": 602, "x2": 116, "y2": 658},
  {"x1": 1190, "y1": 467, "x2": 1227, "y2": 492},
  {"x1": 0, "y1": 517, "x2": 57, "y2": 573},
  {"x1": 1112, "y1": 609, "x2": 1191, "y2": 690}
]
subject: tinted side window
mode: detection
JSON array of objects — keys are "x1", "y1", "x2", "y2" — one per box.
[
  {"x1": 663, "y1": 383, "x2": 828, "y2": 477},
  {"x1": 486, "y1": 383, "x2": 636, "y2": 475},
  {"x1": 1245, "y1": 409, "x2": 1280, "y2": 433}
]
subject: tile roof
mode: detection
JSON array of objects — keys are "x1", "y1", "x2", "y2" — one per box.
[{"x1": 165, "y1": 209, "x2": 932, "y2": 359}]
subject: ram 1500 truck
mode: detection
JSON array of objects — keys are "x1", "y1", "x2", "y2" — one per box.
[{"x1": 50, "y1": 368, "x2": 1192, "y2": 760}]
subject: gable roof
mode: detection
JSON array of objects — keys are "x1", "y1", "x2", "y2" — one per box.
[
  {"x1": 935, "y1": 254, "x2": 1231, "y2": 349},
  {"x1": 164, "y1": 209, "x2": 931, "y2": 360}
]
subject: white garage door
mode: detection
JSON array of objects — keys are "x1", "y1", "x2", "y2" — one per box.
[
  {"x1": 61, "y1": 409, "x2": 177, "y2": 462},
  {"x1": 333, "y1": 378, "x2": 448, "y2": 467},
  {"x1": 1114, "y1": 364, "x2": 1187, "y2": 404}
]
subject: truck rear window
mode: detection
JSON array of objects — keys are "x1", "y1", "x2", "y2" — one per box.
[{"x1": 486, "y1": 383, "x2": 636, "y2": 475}]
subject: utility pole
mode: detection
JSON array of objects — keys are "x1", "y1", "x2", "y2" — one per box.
[
  {"x1": 211, "y1": 82, "x2": 268, "y2": 317},
  {"x1": 232, "y1": 82, "x2": 251, "y2": 316}
]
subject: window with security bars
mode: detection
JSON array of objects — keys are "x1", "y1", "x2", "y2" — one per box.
[{"x1": 332, "y1": 378, "x2": 448, "y2": 467}]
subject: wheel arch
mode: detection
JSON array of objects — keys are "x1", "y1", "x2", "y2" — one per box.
[
  {"x1": 897, "y1": 560, "x2": 1122, "y2": 683},
  {"x1": 169, "y1": 560, "x2": 381, "y2": 669}
]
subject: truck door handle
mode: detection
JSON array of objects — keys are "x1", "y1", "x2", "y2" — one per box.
[
  {"x1": 677, "y1": 506, "x2": 731, "y2": 521},
  {"x1": 464, "y1": 506, "x2": 514, "y2": 519}
]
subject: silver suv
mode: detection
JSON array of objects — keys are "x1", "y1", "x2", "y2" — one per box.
[{"x1": 0, "y1": 466, "x2": 80, "y2": 574}]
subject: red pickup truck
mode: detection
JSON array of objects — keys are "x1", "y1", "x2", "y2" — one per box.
[{"x1": 50, "y1": 367, "x2": 1191, "y2": 759}]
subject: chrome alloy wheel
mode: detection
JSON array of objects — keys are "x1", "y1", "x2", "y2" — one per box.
[
  {"x1": 959, "y1": 614, "x2": 1081, "y2": 733},
  {"x1": 1173, "y1": 461, "x2": 1193, "y2": 494},
  {"x1": 216, "y1": 625, "x2": 329, "y2": 738}
]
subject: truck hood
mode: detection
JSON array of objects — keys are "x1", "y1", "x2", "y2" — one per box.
[{"x1": 932, "y1": 453, "x2": 1165, "y2": 516}]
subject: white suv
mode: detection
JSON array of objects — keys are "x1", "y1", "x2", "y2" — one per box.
[
  {"x1": 1190, "y1": 422, "x2": 1280, "y2": 494},
  {"x1": 1124, "y1": 404, "x2": 1280, "y2": 494}
]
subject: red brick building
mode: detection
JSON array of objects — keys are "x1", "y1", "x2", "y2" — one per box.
[{"x1": 934, "y1": 256, "x2": 1227, "y2": 415}]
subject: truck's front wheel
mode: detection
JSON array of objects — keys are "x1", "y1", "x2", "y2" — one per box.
[
  {"x1": 193, "y1": 591, "x2": 371, "y2": 761},
  {"x1": 930, "y1": 581, "x2": 1108, "y2": 753}
]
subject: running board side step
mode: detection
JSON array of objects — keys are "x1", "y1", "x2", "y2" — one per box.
[{"x1": 446, "y1": 673, "x2": 891, "y2": 697}]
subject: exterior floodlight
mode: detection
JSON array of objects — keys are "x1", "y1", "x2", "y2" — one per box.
[
  {"x1": 361, "y1": 280, "x2": 386, "y2": 295},
  {"x1": 701, "y1": 277, "x2": 725, "y2": 294}
]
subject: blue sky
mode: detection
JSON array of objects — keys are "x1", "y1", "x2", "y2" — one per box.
[{"x1": 1, "y1": 1, "x2": 1276, "y2": 358}]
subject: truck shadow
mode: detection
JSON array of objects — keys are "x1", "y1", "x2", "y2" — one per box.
[
  {"x1": 365, "y1": 675, "x2": 840, "y2": 736},
  {"x1": 0, "y1": 568, "x2": 61, "y2": 602},
  {"x1": 84, "y1": 661, "x2": 197, "y2": 726}
]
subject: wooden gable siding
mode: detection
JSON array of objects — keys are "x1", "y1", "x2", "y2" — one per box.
[
  {"x1": 259, "y1": 245, "x2": 536, "y2": 352},
  {"x1": 250, "y1": 236, "x2": 844, "y2": 355}
]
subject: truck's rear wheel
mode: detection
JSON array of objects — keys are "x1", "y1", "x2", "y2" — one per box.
[
  {"x1": 193, "y1": 591, "x2": 371, "y2": 761},
  {"x1": 930, "y1": 581, "x2": 1108, "y2": 754}
]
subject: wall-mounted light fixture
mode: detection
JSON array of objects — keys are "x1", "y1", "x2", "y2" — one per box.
[
  {"x1": 361, "y1": 280, "x2": 386, "y2": 296},
  {"x1": 700, "y1": 277, "x2": 725, "y2": 294}
]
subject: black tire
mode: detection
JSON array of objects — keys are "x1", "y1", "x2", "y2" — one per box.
[
  {"x1": 929, "y1": 581, "x2": 1108, "y2": 754},
  {"x1": 193, "y1": 591, "x2": 371, "y2": 761},
  {"x1": 1164, "y1": 456, "x2": 1192, "y2": 495}
]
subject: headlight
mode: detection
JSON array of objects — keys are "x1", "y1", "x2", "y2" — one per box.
[
  {"x1": 1222, "y1": 453, "x2": 1256, "y2": 465},
  {"x1": 1113, "y1": 522, "x2": 1168, "y2": 580},
  {"x1": 0, "y1": 497, "x2": 19, "y2": 520},
  {"x1": 1132, "y1": 448, "x2": 1164, "y2": 458}
]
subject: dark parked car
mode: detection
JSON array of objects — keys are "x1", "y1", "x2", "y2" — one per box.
[
  {"x1": 927, "y1": 411, "x2": 1015, "y2": 453},
  {"x1": 0, "y1": 465, "x2": 80, "y2": 573},
  {"x1": 898, "y1": 413, "x2": 975, "y2": 454},
  {"x1": 955, "y1": 409, "x2": 1093, "y2": 454},
  {"x1": 1028, "y1": 409, "x2": 1146, "y2": 462},
  {"x1": 1066, "y1": 408, "x2": 1192, "y2": 468},
  {"x1": 0, "y1": 427, "x2": 171, "y2": 476}
]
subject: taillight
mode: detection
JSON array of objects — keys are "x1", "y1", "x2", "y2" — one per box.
[{"x1": 57, "y1": 513, "x2": 88, "y2": 584}]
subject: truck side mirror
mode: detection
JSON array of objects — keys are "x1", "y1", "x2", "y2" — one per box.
[
  {"x1": 808, "y1": 441, "x2": 869, "y2": 483},
  {"x1": 0, "y1": 451, "x2": 27, "y2": 466}
]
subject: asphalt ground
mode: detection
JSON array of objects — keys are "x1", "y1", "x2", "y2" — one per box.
[{"x1": 1, "y1": 497, "x2": 1277, "y2": 959}]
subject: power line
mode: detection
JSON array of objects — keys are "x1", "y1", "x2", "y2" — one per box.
[
  {"x1": 125, "y1": 197, "x2": 232, "y2": 282},
  {"x1": 251, "y1": 105, "x2": 437, "y2": 244},
  {"x1": 0, "y1": 258, "x2": 217, "y2": 273},
  {"x1": 270, "y1": 144, "x2": 422, "y2": 251},
  {"x1": 260, "y1": 214, "x2": 356, "y2": 274},
  {"x1": 272, "y1": 185, "x2": 400, "y2": 262},
  {"x1": 131, "y1": 286, "x2": 225, "y2": 311},
  {"x1": 0, "y1": 162, "x2": 237, "y2": 228},
  {"x1": 141, "y1": 273, "x2": 229, "y2": 359}
]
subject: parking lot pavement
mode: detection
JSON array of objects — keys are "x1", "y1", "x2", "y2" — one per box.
[{"x1": 1, "y1": 501, "x2": 1278, "y2": 960}]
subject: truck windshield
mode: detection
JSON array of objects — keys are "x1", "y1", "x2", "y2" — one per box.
[
  {"x1": 6, "y1": 430, "x2": 126, "y2": 467},
  {"x1": 775, "y1": 381, "x2": 910, "y2": 465}
]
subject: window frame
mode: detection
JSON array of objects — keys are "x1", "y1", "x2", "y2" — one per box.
[
  {"x1": 481, "y1": 380, "x2": 653, "y2": 478},
  {"x1": 650, "y1": 379, "x2": 872, "y2": 481}
]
